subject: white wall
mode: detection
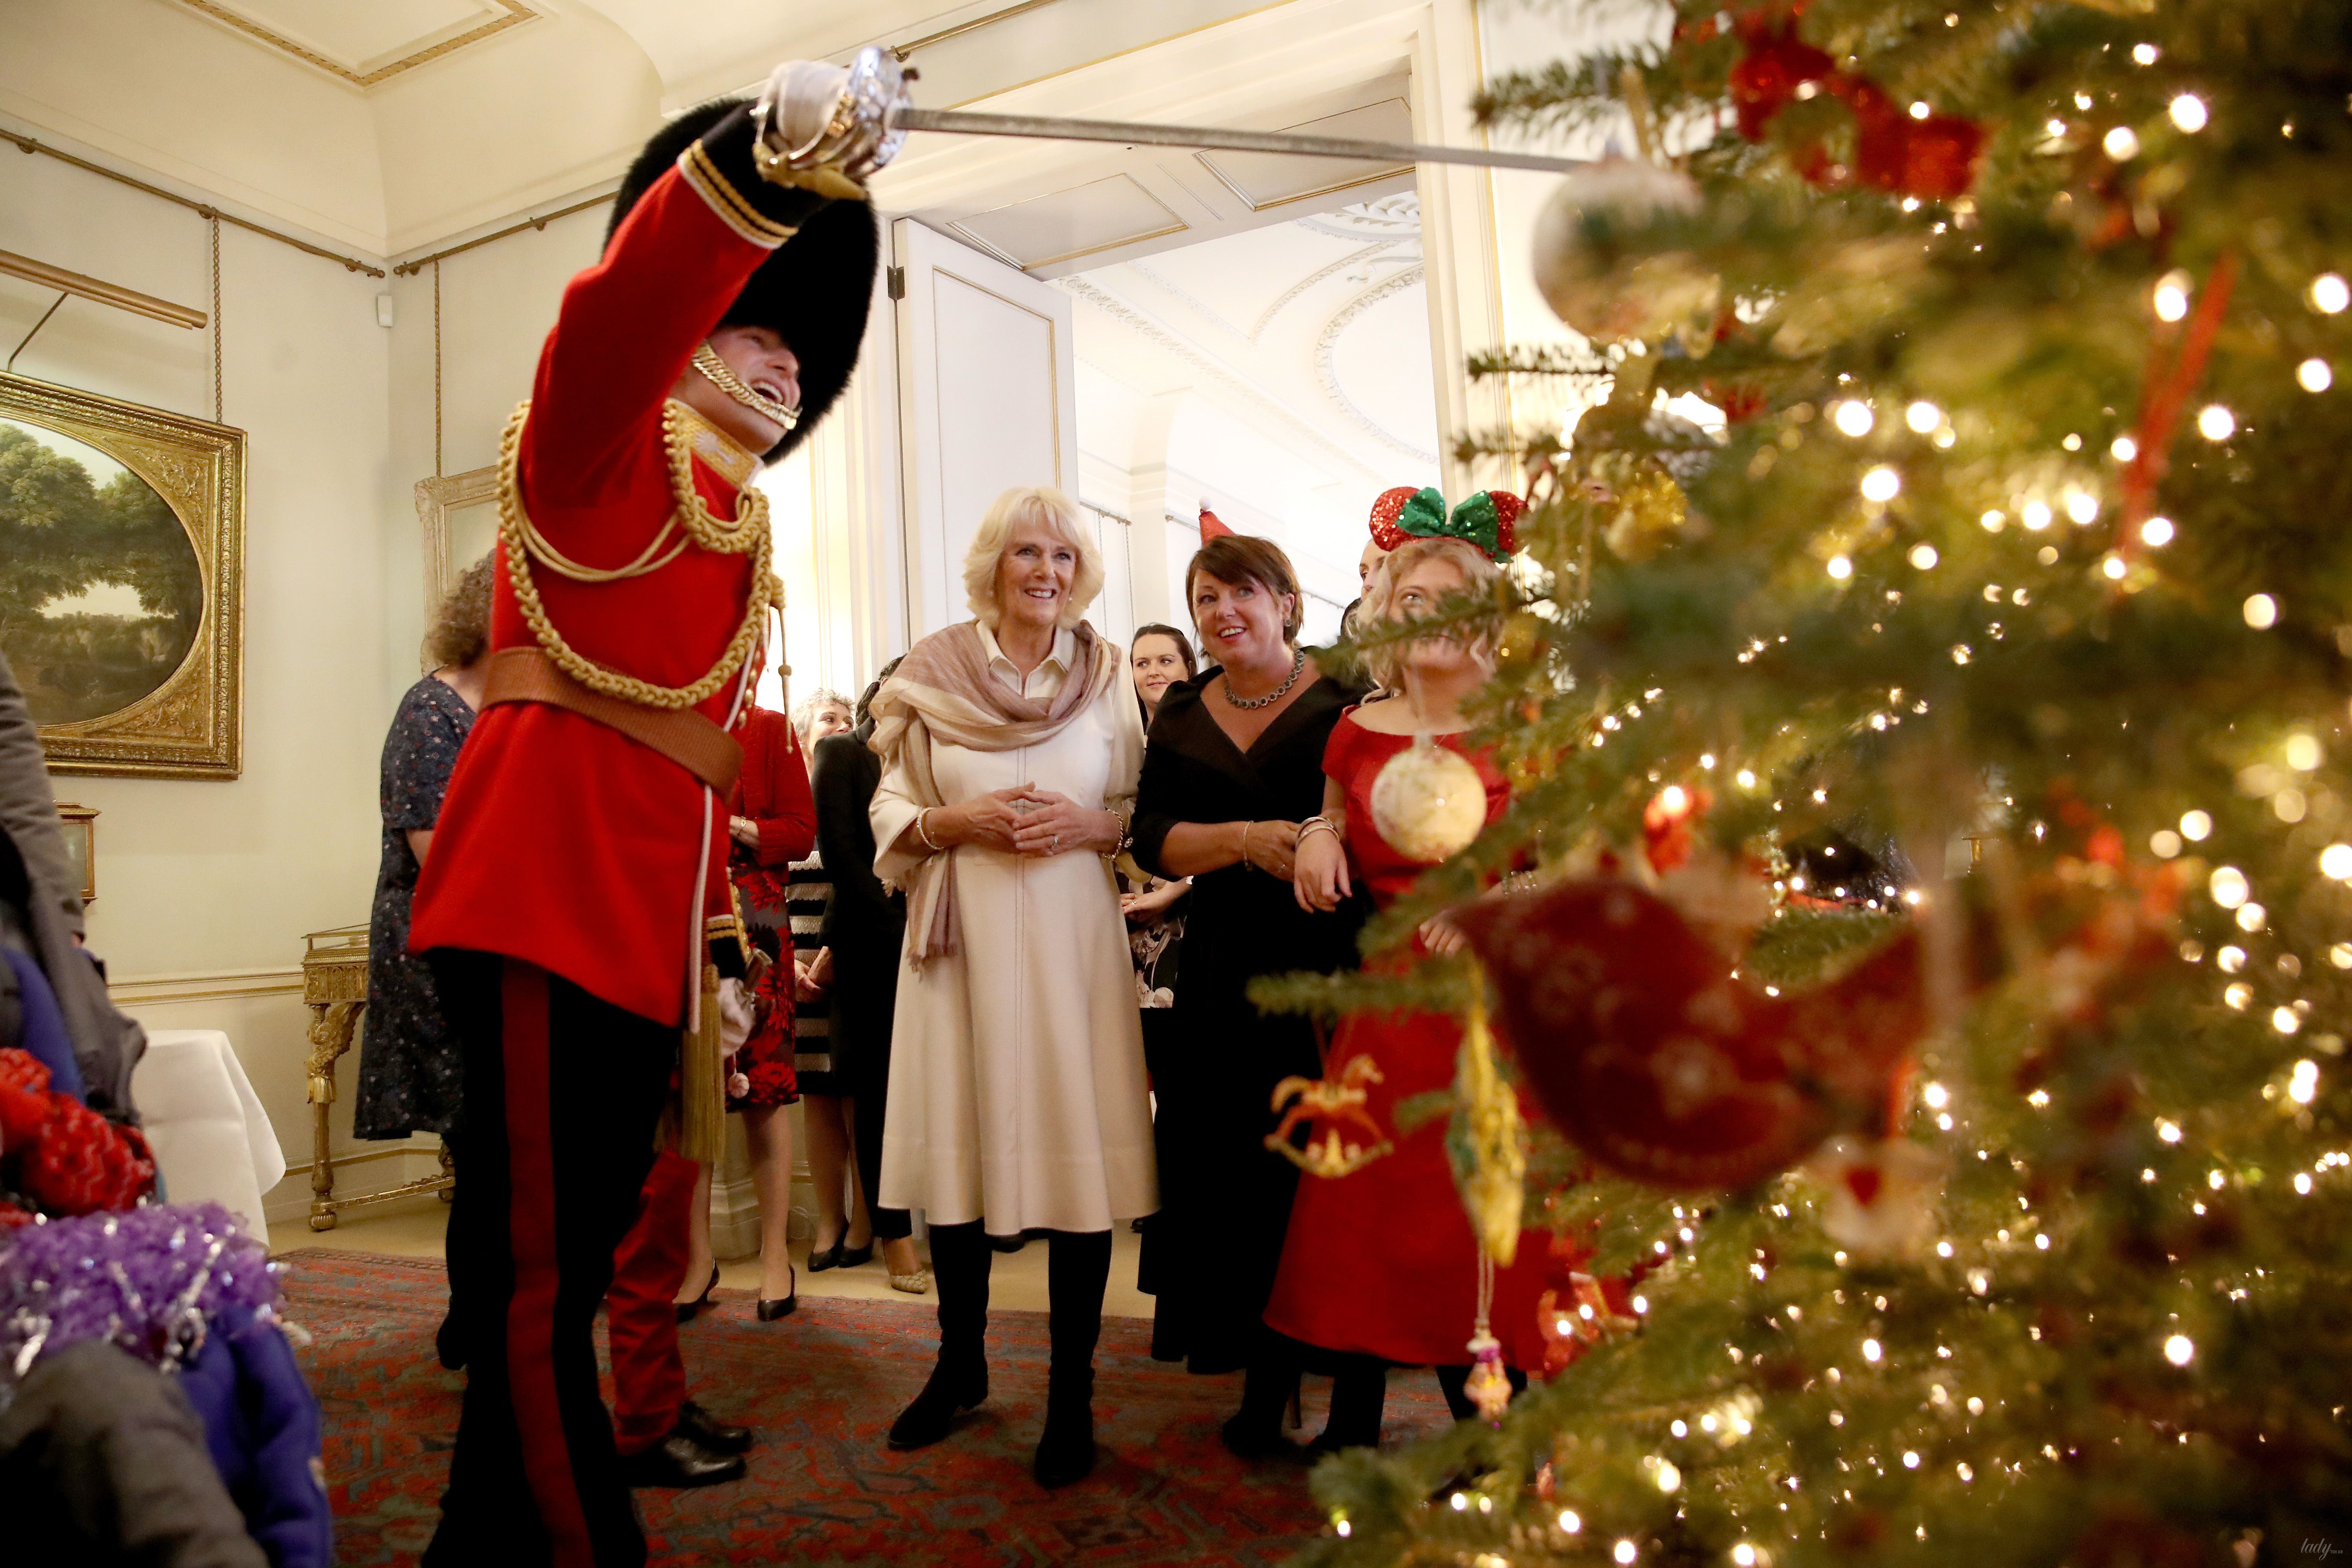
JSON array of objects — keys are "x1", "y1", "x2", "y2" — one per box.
[{"x1": 0, "y1": 122, "x2": 397, "y2": 1218}]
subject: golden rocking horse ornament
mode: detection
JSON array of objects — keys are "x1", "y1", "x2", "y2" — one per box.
[{"x1": 1266, "y1": 1056, "x2": 1394, "y2": 1177}]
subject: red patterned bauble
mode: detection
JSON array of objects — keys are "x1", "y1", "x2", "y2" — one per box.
[
  {"x1": 1728, "y1": 22, "x2": 1833, "y2": 141},
  {"x1": 0, "y1": 1047, "x2": 57, "y2": 1149},
  {"x1": 1487, "y1": 491, "x2": 1526, "y2": 555},
  {"x1": 20, "y1": 1102, "x2": 156, "y2": 1215},
  {"x1": 1453, "y1": 879, "x2": 1925, "y2": 1189}
]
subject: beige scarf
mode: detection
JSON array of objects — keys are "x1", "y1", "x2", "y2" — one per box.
[{"x1": 870, "y1": 619, "x2": 1122, "y2": 968}]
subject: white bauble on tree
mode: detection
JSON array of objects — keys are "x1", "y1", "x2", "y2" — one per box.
[
  {"x1": 1532, "y1": 157, "x2": 1721, "y2": 346},
  {"x1": 1371, "y1": 736, "x2": 1488, "y2": 863}
]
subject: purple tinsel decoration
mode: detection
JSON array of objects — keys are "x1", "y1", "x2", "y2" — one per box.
[{"x1": 0, "y1": 1201, "x2": 285, "y2": 1390}]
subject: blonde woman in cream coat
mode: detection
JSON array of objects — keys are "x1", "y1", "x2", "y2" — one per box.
[{"x1": 867, "y1": 484, "x2": 1155, "y2": 1489}]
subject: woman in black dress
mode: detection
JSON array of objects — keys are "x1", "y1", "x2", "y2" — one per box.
[
  {"x1": 1131, "y1": 535, "x2": 1366, "y2": 1458},
  {"x1": 812, "y1": 658, "x2": 928, "y2": 1292}
]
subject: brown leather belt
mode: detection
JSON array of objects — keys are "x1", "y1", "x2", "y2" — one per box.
[{"x1": 481, "y1": 646, "x2": 744, "y2": 795}]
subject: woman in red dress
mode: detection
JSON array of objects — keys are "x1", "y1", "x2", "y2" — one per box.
[
  {"x1": 1274, "y1": 521, "x2": 1554, "y2": 1449},
  {"x1": 676, "y1": 701, "x2": 815, "y2": 1319}
]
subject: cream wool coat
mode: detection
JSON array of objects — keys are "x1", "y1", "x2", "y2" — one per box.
[{"x1": 872, "y1": 622, "x2": 1158, "y2": 1234}]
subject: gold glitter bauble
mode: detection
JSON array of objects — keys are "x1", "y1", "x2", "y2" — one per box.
[{"x1": 1370, "y1": 736, "x2": 1488, "y2": 863}]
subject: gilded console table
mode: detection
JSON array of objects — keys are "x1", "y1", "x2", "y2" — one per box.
[{"x1": 301, "y1": 924, "x2": 453, "y2": 1230}]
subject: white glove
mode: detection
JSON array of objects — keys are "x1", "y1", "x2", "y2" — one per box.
[
  {"x1": 715, "y1": 976, "x2": 757, "y2": 1053},
  {"x1": 753, "y1": 46, "x2": 910, "y2": 193}
]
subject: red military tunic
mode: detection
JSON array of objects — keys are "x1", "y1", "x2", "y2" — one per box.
[{"x1": 410, "y1": 127, "x2": 808, "y2": 1027}]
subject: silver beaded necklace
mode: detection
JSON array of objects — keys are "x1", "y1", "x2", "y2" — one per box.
[{"x1": 1222, "y1": 646, "x2": 1306, "y2": 710}]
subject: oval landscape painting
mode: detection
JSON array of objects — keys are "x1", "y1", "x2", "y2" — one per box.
[{"x1": 0, "y1": 416, "x2": 205, "y2": 724}]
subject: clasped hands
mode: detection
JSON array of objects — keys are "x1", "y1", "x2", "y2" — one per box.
[{"x1": 934, "y1": 784, "x2": 1120, "y2": 858}]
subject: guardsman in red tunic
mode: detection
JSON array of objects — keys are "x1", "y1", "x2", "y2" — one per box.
[{"x1": 408, "y1": 51, "x2": 907, "y2": 1568}]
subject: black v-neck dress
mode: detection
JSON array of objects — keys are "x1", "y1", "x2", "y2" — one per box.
[{"x1": 1131, "y1": 664, "x2": 1369, "y2": 1374}]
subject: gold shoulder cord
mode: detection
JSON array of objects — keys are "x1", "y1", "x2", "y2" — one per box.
[{"x1": 497, "y1": 400, "x2": 782, "y2": 711}]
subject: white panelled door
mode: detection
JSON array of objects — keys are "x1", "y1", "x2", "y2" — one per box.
[{"x1": 891, "y1": 219, "x2": 1081, "y2": 640}]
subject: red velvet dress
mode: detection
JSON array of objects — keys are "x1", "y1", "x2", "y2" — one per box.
[
  {"x1": 1262, "y1": 710, "x2": 1555, "y2": 1371},
  {"x1": 726, "y1": 705, "x2": 815, "y2": 1108}
]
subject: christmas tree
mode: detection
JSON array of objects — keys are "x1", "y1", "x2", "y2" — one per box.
[{"x1": 1269, "y1": 3, "x2": 2352, "y2": 1563}]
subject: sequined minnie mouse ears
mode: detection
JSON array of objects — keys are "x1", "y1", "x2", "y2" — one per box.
[{"x1": 1368, "y1": 485, "x2": 1524, "y2": 561}]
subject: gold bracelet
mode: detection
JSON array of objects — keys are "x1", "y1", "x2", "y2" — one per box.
[
  {"x1": 916, "y1": 807, "x2": 941, "y2": 852},
  {"x1": 1240, "y1": 820, "x2": 1256, "y2": 872}
]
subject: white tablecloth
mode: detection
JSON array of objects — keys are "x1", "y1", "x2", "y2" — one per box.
[{"x1": 131, "y1": 1028, "x2": 287, "y2": 1237}]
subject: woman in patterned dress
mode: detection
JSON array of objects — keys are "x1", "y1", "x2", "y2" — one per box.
[
  {"x1": 787, "y1": 689, "x2": 882, "y2": 1275},
  {"x1": 357, "y1": 556, "x2": 493, "y2": 1145},
  {"x1": 676, "y1": 699, "x2": 816, "y2": 1319}
]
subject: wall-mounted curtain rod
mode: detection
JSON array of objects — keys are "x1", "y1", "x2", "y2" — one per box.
[
  {"x1": 2, "y1": 128, "x2": 386, "y2": 278},
  {"x1": 891, "y1": 0, "x2": 1065, "y2": 61},
  {"x1": 0, "y1": 249, "x2": 206, "y2": 328},
  {"x1": 392, "y1": 191, "x2": 615, "y2": 277}
]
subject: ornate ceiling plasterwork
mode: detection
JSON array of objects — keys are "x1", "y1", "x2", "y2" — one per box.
[
  {"x1": 1315, "y1": 265, "x2": 1437, "y2": 466},
  {"x1": 165, "y1": 0, "x2": 540, "y2": 88},
  {"x1": 1296, "y1": 192, "x2": 1423, "y2": 242},
  {"x1": 1250, "y1": 239, "x2": 1404, "y2": 343}
]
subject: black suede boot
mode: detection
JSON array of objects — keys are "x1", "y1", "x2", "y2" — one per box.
[
  {"x1": 1313, "y1": 1355, "x2": 1389, "y2": 1452},
  {"x1": 888, "y1": 1222, "x2": 990, "y2": 1451},
  {"x1": 1222, "y1": 1329, "x2": 1306, "y2": 1461},
  {"x1": 1035, "y1": 1229, "x2": 1111, "y2": 1487}
]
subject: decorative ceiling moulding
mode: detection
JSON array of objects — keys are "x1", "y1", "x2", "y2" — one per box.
[
  {"x1": 949, "y1": 175, "x2": 1190, "y2": 271},
  {"x1": 1195, "y1": 99, "x2": 1414, "y2": 212},
  {"x1": 1297, "y1": 191, "x2": 1423, "y2": 240},
  {"x1": 1314, "y1": 263, "x2": 1438, "y2": 465},
  {"x1": 166, "y1": 0, "x2": 541, "y2": 89}
]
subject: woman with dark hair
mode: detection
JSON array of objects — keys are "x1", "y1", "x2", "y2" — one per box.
[
  {"x1": 1130, "y1": 533, "x2": 1368, "y2": 1458},
  {"x1": 812, "y1": 658, "x2": 928, "y2": 1293},
  {"x1": 1128, "y1": 623, "x2": 1195, "y2": 723},
  {"x1": 356, "y1": 553, "x2": 495, "y2": 1146},
  {"x1": 1123, "y1": 625, "x2": 1194, "y2": 1016}
]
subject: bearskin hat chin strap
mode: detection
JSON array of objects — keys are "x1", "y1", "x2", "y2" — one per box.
[{"x1": 690, "y1": 342, "x2": 801, "y2": 435}]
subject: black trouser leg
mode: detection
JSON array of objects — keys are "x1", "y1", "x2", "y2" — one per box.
[
  {"x1": 850, "y1": 1032, "x2": 910, "y2": 1241},
  {"x1": 422, "y1": 951, "x2": 670, "y2": 1568},
  {"x1": 1320, "y1": 1354, "x2": 1390, "y2": 1451},
  {"x1": 888, "y1": 1220, "x2": 990, "y2": 1450},
  {"x1": 1435, "y1": 1363, "x2": 1531, "y2": 1422}
]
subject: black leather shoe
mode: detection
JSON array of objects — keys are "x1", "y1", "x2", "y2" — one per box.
[
  {"x1": 837, "y1": 1240, "x2": 875, "y2": 1268},
  {"x1": 756, "y1": 1263, "x2": 797, "y2": 1321},
  {"x1": 805, "y1": 1239, "x2": 844, "y2": 1273},
  {"x1": 888, "y1": 1357, "x2": 987, "y2": 1450},
  {"x1": 617, "y1": 1433, "x2": 746, "y2": 1488},
  {"x1": 675, "y1": 1265, "x2": 718, "y2": 1323},
  {"x1": 675, "y1": 1400, "x2": 752, "y2": 1456}
]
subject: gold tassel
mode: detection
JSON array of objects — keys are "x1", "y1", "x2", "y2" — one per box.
[
  {"x1": 1459, "y1": 988, "x2": 1526, "y2": 1267},
  {"x1": 678, "y1": 962, "x2": 727, "y2": 1164}
]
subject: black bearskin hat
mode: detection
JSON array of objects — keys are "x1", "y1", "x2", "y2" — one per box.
[{"x1": 608, "y1": 98, "x2": 879, "y2": 462}]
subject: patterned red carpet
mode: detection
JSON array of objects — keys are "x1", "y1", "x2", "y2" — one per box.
[{"x1": 283, "y1": 1249, "x2": 1453, "y2": 1566}]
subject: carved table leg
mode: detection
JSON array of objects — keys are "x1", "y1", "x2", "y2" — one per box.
[
  {"x1": 438, "y1": 1139, "x2": 456, "y2": 1202},
  {"x1": 303, "y1": 1000, "x2": 364, "y2": 1232}
]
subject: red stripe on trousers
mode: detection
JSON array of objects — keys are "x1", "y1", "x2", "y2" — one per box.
[
  {"x1": 501, "y1": 961, "x2": 595, "y2": 1568},
  {"x1": 608, "y1": 1150, "x2": 698, "y2": 1454}
]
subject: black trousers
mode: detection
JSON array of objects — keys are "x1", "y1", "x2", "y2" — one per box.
[
  {"x1": 847, "y1": 1012, "x2": 911, "y2": 1241},
  {"x1": 423, "y1": 951, "x2": 673, "y2": 1568}
]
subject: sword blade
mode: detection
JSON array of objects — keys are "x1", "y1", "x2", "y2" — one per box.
[{"x1": 888, "y1": 106, "x2": 1586, "y2": 177}]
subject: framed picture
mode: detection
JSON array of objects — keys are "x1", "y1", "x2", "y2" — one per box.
[
  {"x1": 414, "y1": 465, "x2": 497, "y2": 671},
  {"x1": 1, "y1": 372, "x2": 244, "y2": 778},
  {"x1": 52, "y1": 803, "x2": 96, "y2": 904}
]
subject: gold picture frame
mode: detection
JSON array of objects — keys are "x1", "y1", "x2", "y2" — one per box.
[
  {"x1": 2, "y1": 372, "x2": 244, "y2": 778},
  {"x1": 53, "y1": 803, "x2": 96, "y2": 903},
  {"x1": 413, "y1": 464, "x2": 498, "y2": 672}
]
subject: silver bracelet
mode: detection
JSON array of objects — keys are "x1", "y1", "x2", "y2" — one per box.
[
  {"x1": 915, "y1": 807, "x2": 941, "y2": 852},
  {"x1": 1298, "y1": 815, "x2": 1342, "y2": 845}
]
